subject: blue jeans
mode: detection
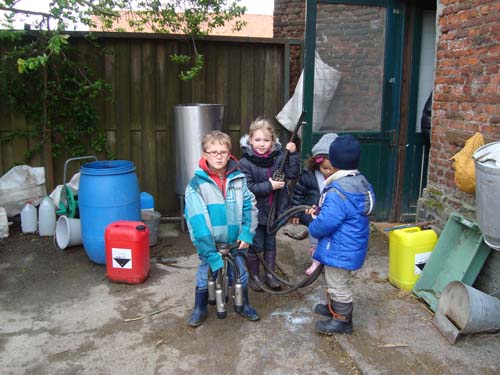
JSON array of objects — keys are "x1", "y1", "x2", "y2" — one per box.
[
  {"x1": 251, "y1": 224, "x2": 276, "y2": 253},
  {"x1": 195, "y1": 251, "x2": 249, "y2": 289}
]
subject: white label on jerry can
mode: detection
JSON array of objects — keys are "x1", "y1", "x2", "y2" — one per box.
[
  {"x1": 414, "y1": 252, "x2": 431, "y2": 275},
  {"x1": 112, "y1": 248, "x2": 132, "y2": 269}
]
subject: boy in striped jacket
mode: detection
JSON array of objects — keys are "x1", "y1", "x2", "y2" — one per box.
[{"x1": 184, "y1": 131, "x2": 260, "y2": 327}]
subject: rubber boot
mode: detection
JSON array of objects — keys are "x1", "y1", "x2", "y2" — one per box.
[
  {"x1": 263, "y1": 250, "x2": 281, "y2": 289},
  {"x1": 236, "y1": 286, "x2": 260, "y2": 321},
  {"x1": 246, "y1": 251, "x2": 263, "y2": 292},
  {"x1": 186, "y1": 287, "x2": 208, "y2": 328},
  {"x1": 314, "y1": 302, "x2": 332, "y2": 318},
  {"x1": 316, "y1": 301, "x2": 353, "y2": 335}
]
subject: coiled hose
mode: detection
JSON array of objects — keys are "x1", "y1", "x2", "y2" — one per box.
[{"x1": 254, "y1": 204, "x2": 324, "y2": 295}]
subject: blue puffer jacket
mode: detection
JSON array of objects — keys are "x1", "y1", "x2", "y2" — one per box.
[
  {"x1": 238, "y1": 136, "x2": 300, "y2": 225},
  {"x1": 291, "y1": 169, "x2": 320, "y2": 226},
  {"x1": 308, "y1": 173, "x2": 375, "y2": 270}
]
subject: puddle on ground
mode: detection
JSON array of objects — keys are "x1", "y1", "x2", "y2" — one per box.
[{"x1": 269, "y1": 307, "x2": 313, "y2": 332}]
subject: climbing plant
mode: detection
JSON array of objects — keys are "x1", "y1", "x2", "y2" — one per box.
[{"x1": 0, "y1": 31, "x2": 112, "y2": 161}]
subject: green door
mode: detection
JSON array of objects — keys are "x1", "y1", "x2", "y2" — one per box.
[
  {"x1": 302, "y1": 0, "x2": 405, "y2": 221},
  {"x1": 399, "y1": 6, "x2": 436, "y2": 221}
]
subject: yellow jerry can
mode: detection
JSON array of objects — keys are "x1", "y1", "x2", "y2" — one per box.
[{"x1": 388, "y1": 227, "x2": 438, "y2": 291}]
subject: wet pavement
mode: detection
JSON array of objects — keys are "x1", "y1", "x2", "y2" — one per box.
[{"x1": 0, "y1": 222, "x2": 499, "y2": 374}]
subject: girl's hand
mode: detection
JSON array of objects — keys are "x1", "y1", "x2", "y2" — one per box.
[
  {"x1": 238, "y1": 240, "x2": 250, "y2": 249},
  {"x1": 291, "y1": 217, "x2": 299, "y2": 225},
  {"x1": 286, "y1": 142, "x2": 297, "y2": 153},
  {"x1": 269, "y1": 178, "x2": 285, "y2": 190}
]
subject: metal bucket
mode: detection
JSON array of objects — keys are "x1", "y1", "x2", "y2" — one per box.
[
  {"x1": 473, "y1": 141, "x2": 500, "y2": 250},
  {"x1": 173, "y1": 104, "x2": 223, "y2": 195},
  {"x1": 141, "y1": 210, "x2": 161, "y2": 246},
  {"x1": 432, "y1": 281, "x2": 500, "y2": 344}
]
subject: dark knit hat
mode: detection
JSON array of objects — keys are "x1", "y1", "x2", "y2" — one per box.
[
  {"x1": 329, "y1": 134, "x2": 361, "y2": 170},
  {"x1": 311, "y1": 133, "x2": 338, "y2": 157}
]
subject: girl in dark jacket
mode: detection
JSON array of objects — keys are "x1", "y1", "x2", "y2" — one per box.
[
  {"x1": 239, "y1": 117, "x2": 300, "y2": 290},
  {"x1": 291, "y1": 133, "x2": 337, "y2": 275}
]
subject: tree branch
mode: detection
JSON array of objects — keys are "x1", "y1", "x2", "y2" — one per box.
[
  {"x1": 0, "y1": 6, "x2": 51, "y2": 18},
  {"x1": 75, "y1": 1, "x2": 120, "y2": 18}
]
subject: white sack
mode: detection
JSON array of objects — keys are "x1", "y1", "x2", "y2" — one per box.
[
  {"x1": 0, "y1": 165, "x2": 46, "y2": 217},
  {"x1": 0, "y1": 207, "x2": 8, "y2": 238},
  {"x1": 276, "y1": 52, "x2": 341, "y2": 137}
]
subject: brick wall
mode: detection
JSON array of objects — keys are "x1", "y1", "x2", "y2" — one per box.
[
  {"x1": 417, "y1": 0, "x2": 500, "y2": 226},
  {"x1": 273, "y1": 0, "x2": 305, "y2": 97},
  {"x1": 417, "y1": 0, "x2": 500, "y2": 294}
]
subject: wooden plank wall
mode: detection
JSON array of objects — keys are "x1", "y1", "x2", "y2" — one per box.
[{"x1": 0, "y1": 34, "x2": 286, "y2": 216}]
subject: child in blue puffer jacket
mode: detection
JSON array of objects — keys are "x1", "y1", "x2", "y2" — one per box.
[{"x1": 306, "y1": 134, "x2": 375, "y2": 336}]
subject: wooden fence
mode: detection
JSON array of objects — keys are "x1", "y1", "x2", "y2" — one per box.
[{"x1": 0, "y1": 33, "x2": 298, "y2": 215}]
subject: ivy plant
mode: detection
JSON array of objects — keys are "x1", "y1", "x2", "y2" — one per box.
[{"x1": 0, "y1": 32, "x2": 112, "y2": 161}]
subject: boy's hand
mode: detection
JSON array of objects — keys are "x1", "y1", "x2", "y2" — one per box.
[
  {"x1": 269, "y1": 177, "x2": 285, "y2": 190},
  {"x1": 238, "y1": 240, "x2": 250, "y2": 249},
  {"x1": 305, "y1": 205, "x2": 319, "y2": 219},
  {"x1": 286, "y1": 142, "x2": 297, "y2": 153},
  {"x1": 291, "y1": 217, "x2": 299, "y2": 225}
]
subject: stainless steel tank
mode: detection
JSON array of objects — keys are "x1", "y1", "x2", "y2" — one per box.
[
  {"x1": 473, "y1": 141, "x2": 500, "y2": 251},
  {"x1": 173, "y1": 104, "x2": 224, "y2": 195}
]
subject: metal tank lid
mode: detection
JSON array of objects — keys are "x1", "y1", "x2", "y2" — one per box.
[{"x1": 473, "y1": 141, "x2": 500, "y2": 168}]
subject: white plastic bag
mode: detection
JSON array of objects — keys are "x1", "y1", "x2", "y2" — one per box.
[
  {"x1": 0, "y1": 165, "x2": 46, "y2": 217},
  {"x1": 276, "y1": 51, "x2": 341, "y2": 136},
  {"x1": 0, "y1": 207, "x2": 8, "y2": 238}
]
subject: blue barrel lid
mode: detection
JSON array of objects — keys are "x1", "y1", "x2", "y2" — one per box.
[{"x1": 81, "y1": 160, "x2": 136, "y2": 176}]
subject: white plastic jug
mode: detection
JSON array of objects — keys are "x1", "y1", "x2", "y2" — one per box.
[
  {"x1": 21, "y1": 202, "x2": 37, "y2": 233},
  {"x1": 39, "y1": 197, "x2": 56, "y2": 236}
]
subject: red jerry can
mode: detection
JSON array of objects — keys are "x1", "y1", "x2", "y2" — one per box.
[{"x1": 105, "y1": 221, "x2": 150, "y2": 284}]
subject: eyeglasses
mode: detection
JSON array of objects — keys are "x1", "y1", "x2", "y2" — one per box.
[{"x1": 205, "y1": 150, "x2": 230, "y2": 157}]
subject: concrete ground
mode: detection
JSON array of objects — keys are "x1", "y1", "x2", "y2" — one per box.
[{"x1": 1, "y1": 221, "x2": 499, "y2": 375}]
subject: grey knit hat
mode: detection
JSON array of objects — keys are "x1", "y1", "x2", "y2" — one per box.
[{"x1": 311, "y1": 133, "x2": 338, "y2": 157}]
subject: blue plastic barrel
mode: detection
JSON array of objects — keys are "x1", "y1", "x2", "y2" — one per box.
[{"x1": 79, "y1": 160, "x2": 140, "y2": 264}]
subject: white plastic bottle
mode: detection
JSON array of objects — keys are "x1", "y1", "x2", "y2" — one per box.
[
  {"x1": 39, "y1": 197, "x2": 56, "y2": 236},
  {"x1": 21, "y1": 201, "x2": 38, "y2": 234}
]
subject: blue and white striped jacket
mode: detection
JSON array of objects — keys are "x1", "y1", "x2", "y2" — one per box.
[{"x1": 184, "y1": 159, "x2": 258, "y2": 271}]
